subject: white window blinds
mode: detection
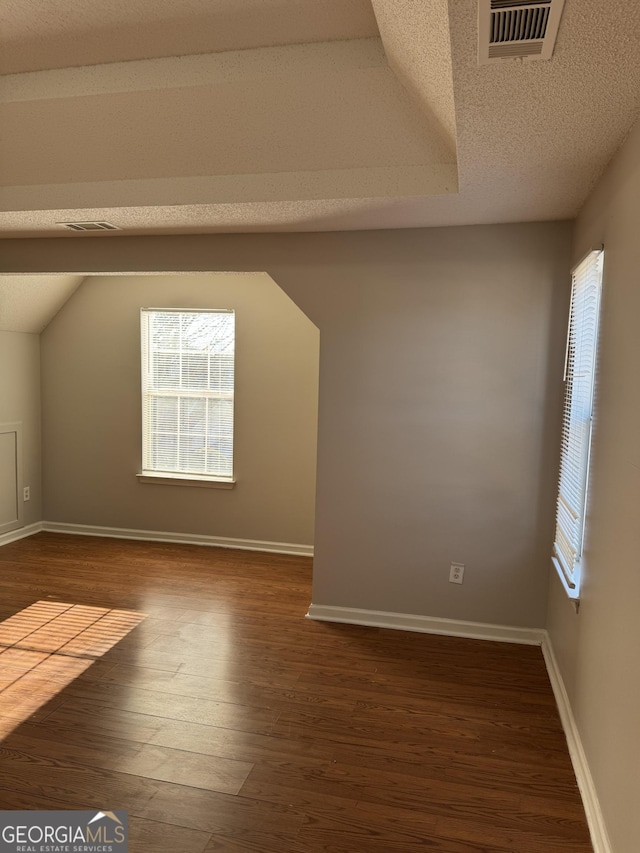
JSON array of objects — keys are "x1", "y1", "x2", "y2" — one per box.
[
  {"x1": 552, "y1": 249, "x2": 604, "y2": 598},
  {"x1": 141, "y1": 309, "x2": 235, "y2": 480}
]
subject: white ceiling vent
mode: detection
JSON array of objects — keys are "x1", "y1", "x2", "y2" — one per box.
[
  {"x1": 58, "y1": 221, "x2": 120, "y2": 232},
  {"x1": 478, "y1": 0, "x2": 565, "y2": 64}
]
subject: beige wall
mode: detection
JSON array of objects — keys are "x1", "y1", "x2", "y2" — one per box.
[
  {"x1": 41, "y1": 273, "x2": 319, "y2": 546},
  {"x1": 0, "y1": 331, "x2": 42, "y2": 526},
  {"x1": 547, "y1": 117, "x2": 640, "y2": 852},
  {"x1": 3, "y1": 222, "x2": 571, "y2": 627}
]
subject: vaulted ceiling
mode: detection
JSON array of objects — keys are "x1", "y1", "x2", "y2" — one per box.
[
  {"x1": 0, "y1": 0, "x2": 639, "y2": 238},
  {"x1": 0, "y1": 0, "x2": 380, "y2": 73},
  {"x1": 0, "y1": 275, "x2": 85, "y2": 332}
]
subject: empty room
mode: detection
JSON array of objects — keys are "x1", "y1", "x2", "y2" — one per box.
[{"x1": 0, "y1": 2, "x2": 639, "y2": 852}]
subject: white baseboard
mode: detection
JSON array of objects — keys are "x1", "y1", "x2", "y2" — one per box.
[
  {"x1": 0, "y1": 521, "x2": 43, "y2": 547},
  {"x1": 542, "y1": 634, "x2": 612, "y2": 853},
  {"x1": 309, "y1": 604, "x2": 611, "y2": 851},
  {"x1": 306, "y1": 604, "x2": 545, "y2": 645},
  {"x1": 41, "y1": 521, "x2": 314, "y2": 557}
]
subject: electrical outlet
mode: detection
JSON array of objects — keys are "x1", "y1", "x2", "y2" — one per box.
[
  {"x1": 23, "y1": 486, "x2": 30, "y2": 501},
  {"x1": 449, "y1": 562, "x2": 464, "y2": 584}
]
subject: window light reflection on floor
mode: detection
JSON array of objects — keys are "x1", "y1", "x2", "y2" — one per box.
[{"x1": 0, "y1": 600, "x2": 146, "y2": 741}]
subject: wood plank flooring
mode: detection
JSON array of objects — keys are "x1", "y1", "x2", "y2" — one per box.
[{"x1": 0, "y1": 533, "x2": 592, "y2": 852}]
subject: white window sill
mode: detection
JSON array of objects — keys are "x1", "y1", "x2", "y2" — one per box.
[
  {"x1": 137, "y1": 472, "x2": 235, "y2": 489},
  {"x1": 551, "y1": 556, "x2": 581, "y2": 611}
]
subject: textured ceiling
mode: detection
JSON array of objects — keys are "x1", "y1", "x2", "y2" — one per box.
[
  {"x1": 0, "y1": 0, "x2": 378, "y2": 73},
  {"x1": 0, "y1": 41, "x2": 456, "y2": 196},
  {"x1": 0, "y1": 0, "x2": 639, "y2": 237},
  {"x1": 0, "y1": 275, "x2": 85, "y2": 332},
  {"x1": 371, "y1": 0, "x2": 457, "y2": 156},
  {"x1": 0, "y1": 39, "x2": 458, "y2": 217}
]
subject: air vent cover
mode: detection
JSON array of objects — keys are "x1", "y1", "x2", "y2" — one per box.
[
  {"x1": 58, "y1": 221, "x2": 120, "y2": 232},
  {"x1": 478, "y1": 0, "x2": 564, "y2": 64}
]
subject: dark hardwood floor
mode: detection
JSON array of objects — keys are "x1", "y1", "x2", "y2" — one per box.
[{"x1": 0, "y1": 533, "x2": 591, "y2": 852}]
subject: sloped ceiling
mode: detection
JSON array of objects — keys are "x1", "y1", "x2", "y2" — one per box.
[
  {"x1": 0, "y1": 275, "x2": 85, "y2": 332},
  {"x1": 0, "y1": 0, "x2": 639, "y2": 237},
  {"x1": 0, "y1": 39, "x2": 457, "y2": 206},
  {"x1": 0, "y1": 0, "x2": 379, "y2": 73}
]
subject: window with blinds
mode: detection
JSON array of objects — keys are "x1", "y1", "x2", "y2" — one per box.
[
  {"x1": 141, "y1": 309, "x2": 235, "y2": 481},
  {"x1": 552, "y1": 249, "x2": 604, "y2": 598}
]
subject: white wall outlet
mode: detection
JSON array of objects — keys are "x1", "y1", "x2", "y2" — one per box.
[
  {"x1": 449, "y1": 562, "x2": 464, "y2": 584},
  {"x1": 23, "y1": 486, "x2": 30, "y2": 501}
]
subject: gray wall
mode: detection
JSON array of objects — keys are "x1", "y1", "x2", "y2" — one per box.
[
  {"x1": 41, "y1": 273, "x2": 319, "y2": 547},
  {"x1": 2, "y1": 222, "x2": 572, "y2": 627},
  {"x1": 0, "y1": 331, "x2": 42, "y2": 527},
  {"x1": 547, "y1": 116, "x2": 640, "y2": 852}
]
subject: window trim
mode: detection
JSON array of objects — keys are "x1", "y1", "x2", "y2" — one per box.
[
  {"x1": 551, "y1": 247, "x2": 604, "y2": 600},
  {"x1": 139, "y1": 307, "x2": 235, "y2": 486},
  {"x1": 136, "y1": 472, "x2": 235, "y2": 489}
]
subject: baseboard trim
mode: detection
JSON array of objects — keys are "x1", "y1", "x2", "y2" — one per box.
[
  {"x1": 306, "y1": 604, "x2": 545, "y2": 645},
  {"x1": 541, "y1": 633, "x2": 612, "y2": 853},
  {"x1": 42, "y1": 521, "x2": 314, "y2": 557},
  {"x1": 0, "y1": 521, "x2": 43, "y2": 547},
  {"x1": 308, "y1": 604, "x2": 610, "y2": 850}
]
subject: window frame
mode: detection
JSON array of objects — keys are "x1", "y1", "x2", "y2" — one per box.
[
  {"x1": 139, "y1": 307, "x2": 236, "y2": 488},
  {"x1": 551, "y1": 248, "x2": 604, "y2": 599}
]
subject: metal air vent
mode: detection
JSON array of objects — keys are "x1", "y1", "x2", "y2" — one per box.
[
  {"x1": 58, "y1": 221, "x2": 120, "y2": 232},
  {"x1": 478, "y1": 0, "x2": 564, "y2": 64}
]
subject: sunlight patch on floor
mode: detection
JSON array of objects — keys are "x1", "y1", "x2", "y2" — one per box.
[{"x1": 0, "y1": 600, "x2": 146, "y2": 741}]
